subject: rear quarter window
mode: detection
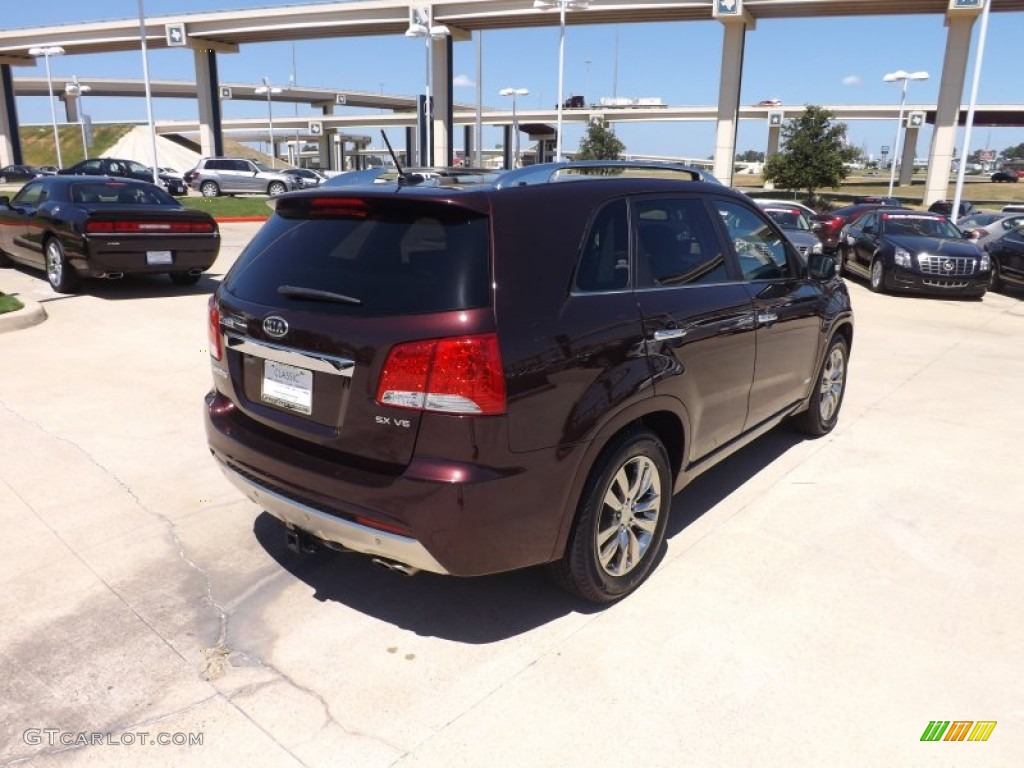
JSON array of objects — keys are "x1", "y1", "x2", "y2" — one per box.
[{"x1": 224, "y1": 199, "x2": 491, "y2": 316}]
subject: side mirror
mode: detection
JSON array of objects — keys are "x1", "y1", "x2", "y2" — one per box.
[{"x1": 807, "y1": 252, "x2": 837, "y2": 281}]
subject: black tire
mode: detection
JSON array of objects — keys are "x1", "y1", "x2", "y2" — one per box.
[
  {"x1": 169, "y1": 271, "x2": 201, "y2": 286},
  {"x1": 0, "y1": 247, "x2": 10, "y2": 268},
  {"x1": 549, "y1": 428, "x2": 671, "y2": 603},
  {"x1": 45, "y1": 237, "x2": 80, "y2": 294},
  {"x1": 267, "y1": 181, "x2": 287, "y2": 196},
  {"x1": 869, "y1": 257, "x2": 886, "y2": 293},
  {"x1": 200, "y1": 181, "x2": 220, "y2": 198},
  {"x1": 989, "y1": 260, "x2": 1004, "y2": 292},
  {"x1": 793, "y1": 335, "x2": 849, "y2": 437}
]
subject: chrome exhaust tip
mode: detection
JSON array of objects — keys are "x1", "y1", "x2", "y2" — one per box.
[
  {"x1": 187, "y1": 268, "x2": 203, "y2": 276},
  {"x1": 371, "y1": 557, "x2": 420, "y2": 577},
  {"x1": 104, "y1": 272, "x2": 124, "y2": 280}
]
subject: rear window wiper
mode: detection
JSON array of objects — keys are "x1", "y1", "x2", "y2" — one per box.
[{"x1": 277, "y1": 285, "x2": 363, "y2": 305}]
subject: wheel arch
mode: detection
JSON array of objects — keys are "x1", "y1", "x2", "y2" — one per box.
[{"x1": 548, "y1": 397, "x2": 689, "y2": 563}]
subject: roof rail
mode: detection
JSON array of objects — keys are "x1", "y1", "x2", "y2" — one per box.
[{"x1": 493, "y1": 160, "x2": 722, "y2": 189}]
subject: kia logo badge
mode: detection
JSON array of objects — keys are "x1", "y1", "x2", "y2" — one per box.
[{"x1": 263, "y1": 315, "x2": 288, "y2": 338}]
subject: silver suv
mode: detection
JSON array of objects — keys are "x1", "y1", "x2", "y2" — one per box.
[{"x1": 189, "y1": 157, "x2": 299, "y2": 197}]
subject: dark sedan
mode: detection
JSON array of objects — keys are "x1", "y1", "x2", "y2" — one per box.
[
  {"x1": 0, "y1": 175, "x2": 219, "y2": 293},
  {"x1": 59, "y1": 157, "x2": 188, "y2": 196},
  {"x1": 990, "y1": 171, "x2": 1019, "y2": 183},
  {"x1": 0, "y1": 165, "x2": 50, "y2": 184},
  {"x1": 986, "y1": 223, "x2": 1024, "y2": 292},
  {"x1": 810, "y1": 203, "x2": 892, "y2": 253},
  {"x1": 838, "y1": 209, "x2": 989, "y2": 298}
]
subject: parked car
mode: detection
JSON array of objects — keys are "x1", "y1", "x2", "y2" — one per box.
[
  {"x1": 757, "y1": 98, "x2": 782, "y2": 107},
  {"x1": 851, "y1": 195, "x2": 901, "y2": 206},
  {"x1": 927, "y1": 199, "x2": 977, "y2": 218},
  {"x1": 985, "y1": 223, "x2": 1024, "y2": 292},
  {"x1": 0, "y1": 175, "x2": 219, "y2": 293},
  {"x1": 756, "y1": 202, "x2": 823, "y2": 259},
  {"x1": 753, "y1": 198, "x2": 817, "y2": 218},
  {"x1": 37, "y1": 166, "x2": 59, "y2": 174},
  {"x1": 204, "y1": 160, "x2": 853, "y2": 603},
  {"x1": 0, "y1": 165, "x2": 49, "y2": 184},
  {"x1": 58, "y1": 157, "x2": 188, "y2": 196},
  {"x1": 1001, "y1": 204, "x2": 1024, "y2": 214},
  {"x1": 187, "y1": 157, "x2": 300, "y2": 197},
  {"x1": 283, "y1": 167, "x2": 326, "y2": 189},
  {"x1": 837, "y1": 208, "x2": 989, "y2": 297},
  {"x1": 990, "y1": 171, "x2": 1019, "y2": 183},
  {"x1": 957, "y1": 212, "x2": 1024, "y2": 248},
  {"x1": 810, "y1": 203, "x2": 891, "y2": 253}
]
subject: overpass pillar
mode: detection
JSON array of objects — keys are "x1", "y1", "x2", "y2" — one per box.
[
  {"x1": 899, "y1": 123, "x2": 920, "y2": 187},
  {"x1": 0, "y1": 65, "x2": 22, "y2": 166},
  {"x1": 924, "y1": 4, "x2": 982, "y2": 206},
  {"x1": 712, "y1": 1, "x2": 755, "y2": 186},
  {"x1": 430, "y1": 35, "x2": 453, "y2": 166},
  {"x1": 763, "y1": 111, "x2": 783, "y2": 190},
  {"x1": 319, "y1": 103, "x2": 335, "y2": 170},
  {"x1": 61, "y1": 93, "x2": 81, "y2": 123},
  {"x1": 194, "y1": 50, "x2": 224, "y2": 157}
]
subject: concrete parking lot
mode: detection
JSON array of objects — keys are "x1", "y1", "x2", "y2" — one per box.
[{"x1": 1, "y1": 224, "x2": 1021, "y2": 767}]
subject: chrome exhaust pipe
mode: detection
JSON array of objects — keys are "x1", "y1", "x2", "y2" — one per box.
[
  {"x1": 187, "y1": 268, "x2": 203, "y2": 276},
  {"x1": 104, "y1": 272, "x2": 124, "y2": 280},
  {"x1": 371, "y1": 557, "x2": 420, "y2": 577}
]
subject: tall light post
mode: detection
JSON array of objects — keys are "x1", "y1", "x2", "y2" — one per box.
[
  {"x1": 255, "y1": 77, "x2": 283, "y2": 167},
  {"x1": 406, "y1": 7, "x2": 450, "y2": 167},
  {"x1": 65, "y1": 77, "x2": 92, "y2": 160},
  {"x1": 137, "y1": 0, "x2": 160, "y2": 184},
  {"x1": 883, "y1": 69, "x2": 929, "y2": 197},
  {"x1": 28, "y1": 45, "x2": 65, "y2": 168},
  {"x1": 500, "y1": 88, "x2": 529, "y2": 167},
  {"x1": 533, "y1": 0, "x2": 590, "y2": 162}
]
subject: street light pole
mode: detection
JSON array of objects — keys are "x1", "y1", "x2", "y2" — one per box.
[
  {"x1": 500, "y1": 88, "x2": 529, "y2": 167},
  {"x1": 883, "y1": 69, "x2": 929, "y2": 198},
  {"x1": 406, "y1": 9, "x2": 450, "y2": 168},
  {"x1": 533, "y1": 0, "x2": 590, "y2": 162},
  {"x1": 137, "y1": 0, "x2": 160, "y2": 184},
  {"x1": 28, "y1": 45, "x2": 65, "y2": 168},
  {"x1": 255, "y1": 78, "x2": 283, "y2": 167}
]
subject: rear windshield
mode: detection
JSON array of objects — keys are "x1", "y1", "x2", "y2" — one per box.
[
  {"x1": 224, "y1": 198, "x2": 491, "y2": 316},
  {"x1": 70, "y1": 181, "x2": 176, "y2": 205}
]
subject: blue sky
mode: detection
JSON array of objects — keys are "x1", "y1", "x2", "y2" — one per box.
[{"x1": 6, "y1": 1, "x2": 1024, "y2": 161}]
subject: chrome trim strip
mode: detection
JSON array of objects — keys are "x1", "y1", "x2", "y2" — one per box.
[
  {"x1": 218, "y1": 464, "x2": 449, "y2": 575},
  {"x1": 225, "y1": 333, "x2": 355, "y2": 377}
]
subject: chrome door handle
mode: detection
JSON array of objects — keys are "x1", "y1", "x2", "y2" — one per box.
[
  {"x1": 653, "y1": 328, "x2": 688, "y2": 341},
  {"x1": 757, "y1": 311, "x2": 778, "y2": 325}
]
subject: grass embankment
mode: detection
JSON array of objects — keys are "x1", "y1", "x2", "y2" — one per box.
[
  {"x1": 19, "y1": 125, "x2": 132, "y2": 168},
  {"x1": 0, "y1": 293, "x2": 24, "y2": 315},
  {"x1": 179, "y1": 195, "x2": 274, "y2": 219}
]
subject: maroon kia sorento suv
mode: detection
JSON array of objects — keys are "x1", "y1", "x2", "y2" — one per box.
[{"x1": 205, "y1": 162, "x2": 854, "y2": 602}]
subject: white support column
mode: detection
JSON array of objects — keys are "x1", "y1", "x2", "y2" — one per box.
[
  {"x1": 0, "y1": 65, "x2": 19, "y2": 167},
  {"x1": 899, "y1": 124, "x2": 920, "y2": 187},
  {"x1": 712, "y1": 1, "x2": 754, "y2": 186},
  {"x1": 61, "y1": 93, "x2": 81, "y2": 123},
  {"x1": 924, "y1": 7, "x2": 980, "y2": 206},
  {"x1": 194, "y1": 48, "x2": 219, "y2": 157},
  {"x1": 430, "y1": 35, "x2": 451, "y2": 167},
  {"x1": 319, "y1": 103, "x2": 335, "y2": 170}
]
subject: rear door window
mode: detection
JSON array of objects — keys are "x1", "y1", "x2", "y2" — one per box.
[{"x1": 225, "y1": 197, "x2": 491, "y2": 316}]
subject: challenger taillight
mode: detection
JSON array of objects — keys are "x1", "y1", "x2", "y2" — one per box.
[
  {"x1": 376, "y1": 334, "x2": 505, "y2": 415},
  {"x1": 208, "y1": 296, "x2": 222, "y2": 361},
  {"x1": 86, "y1": 220, "x2": 215, "y2": 234}
]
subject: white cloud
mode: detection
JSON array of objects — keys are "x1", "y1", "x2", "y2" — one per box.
[
  {"x1": 842, "y1": 75, "x2": 862, "y2": 86},
  {"x1": 453, "y1": 74, "x2": 475, "y2": 88}
]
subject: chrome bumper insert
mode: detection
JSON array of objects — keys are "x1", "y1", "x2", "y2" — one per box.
[{"x1": 219, "y1": 463, "x2": 449, "y2": 575}]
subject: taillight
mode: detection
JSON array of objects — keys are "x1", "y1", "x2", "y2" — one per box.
[
  {"x1": 86, "y1": 220, "x2": 214, "y2": 234},
  {"x1": 376, "y1": 334, "x2": 505, "y2": 415},
  {"x1": 208, "y1": 296, "x2": 222, "y2": 361}
]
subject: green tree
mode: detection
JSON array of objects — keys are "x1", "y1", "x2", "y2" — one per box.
[
  {"x1": 576, "y1": 118, "x2": 625, "y2": 161},
  {"x1": 762, "y1": 105, "x2": 859, "y2": 203},
  {"x1": 1001, "y1": 143, "x2": 1024, "y2": 160},
  {"x1": 735, "y1": 149, "x2": 765, "y2": 162}
]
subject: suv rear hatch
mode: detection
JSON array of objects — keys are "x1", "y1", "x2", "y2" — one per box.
[{"x1": 210, "y1": 191, "x2": 496, "y2": 469}]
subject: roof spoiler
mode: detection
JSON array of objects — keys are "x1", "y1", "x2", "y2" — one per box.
[{"x1": 493, "y1": 160, "x2": 722, "y2": 189}]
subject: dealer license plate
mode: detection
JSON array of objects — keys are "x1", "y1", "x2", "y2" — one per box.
[
  {"x1": 146, "y1": 250, "x2": 173, "y2": 265},
  {"x1": 262, "y1": 360, "x2": 313, "y2": 415}
]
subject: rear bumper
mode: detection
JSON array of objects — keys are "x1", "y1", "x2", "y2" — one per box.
[
  {"x1": 74, "y1": 241, "x2": 219, "y2": 277},
  {"x1": 217, "y1": 461, "x2": 450, "y2": 574},
  {"x1": 205, "y1": 390, "x2": 583, "y2": 577}
]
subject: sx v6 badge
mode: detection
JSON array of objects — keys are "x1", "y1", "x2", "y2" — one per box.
[{"x1": 376, "y1": 416, "x2": 411, "y2": 429}]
